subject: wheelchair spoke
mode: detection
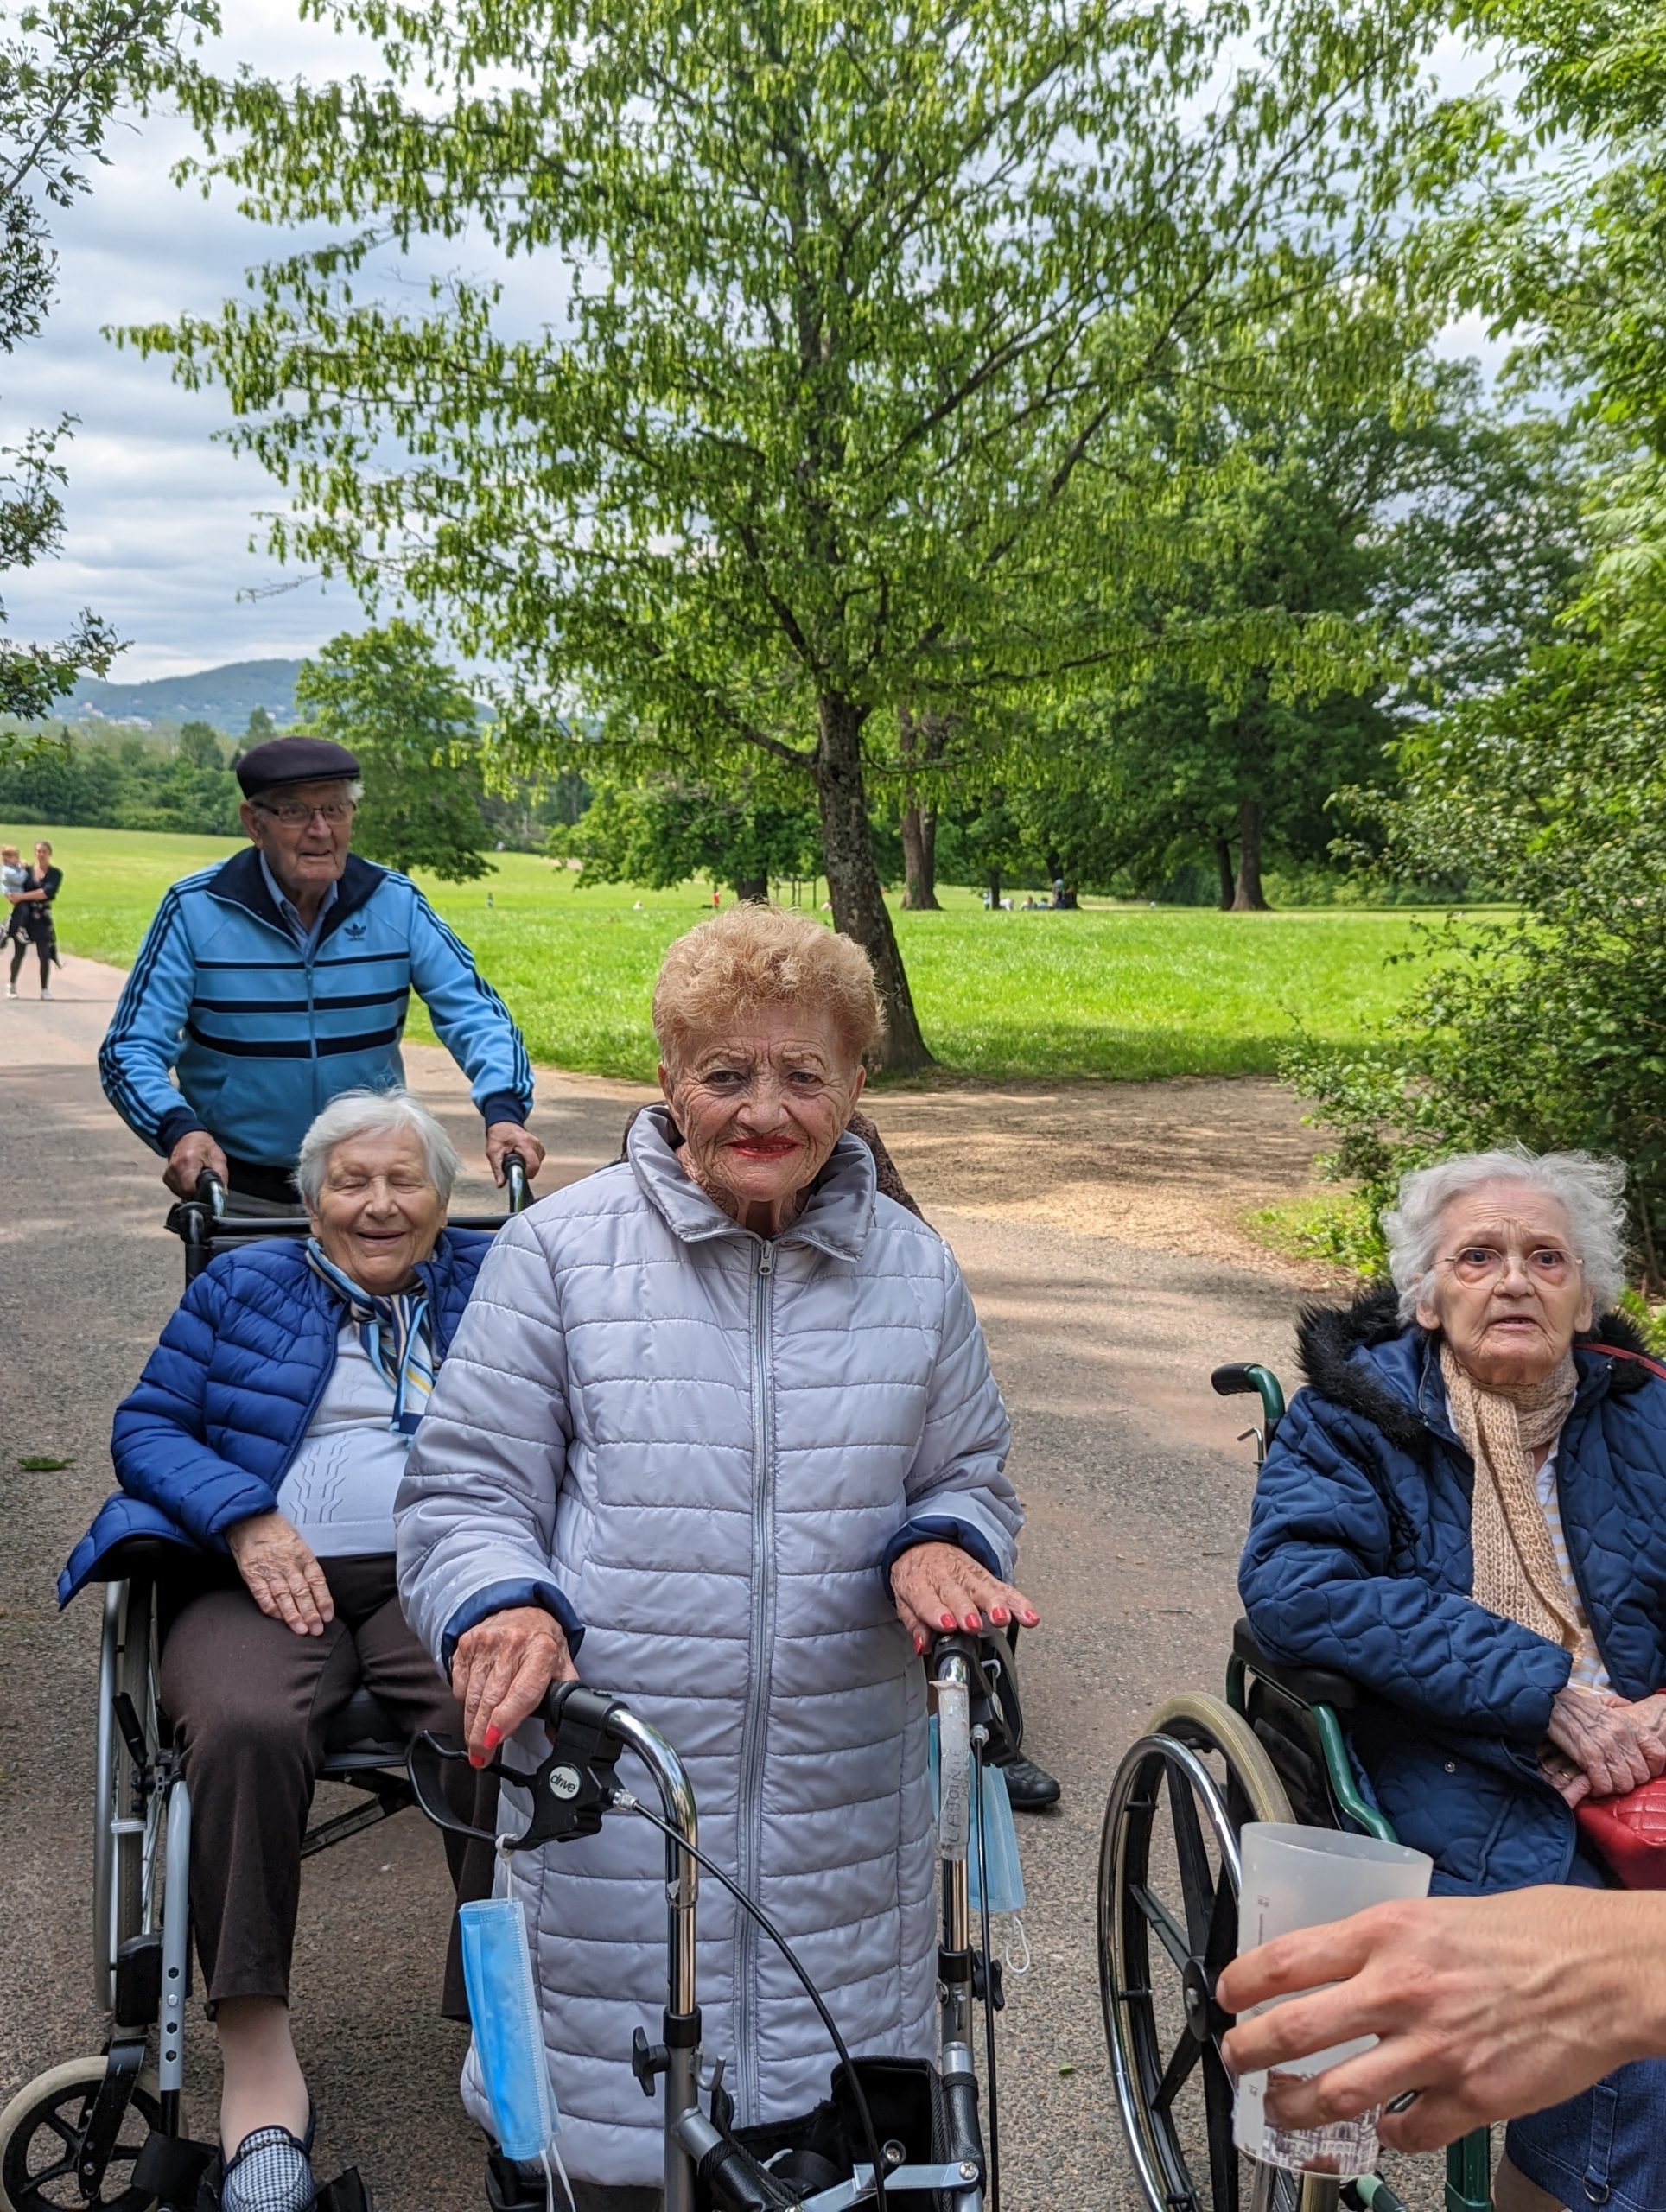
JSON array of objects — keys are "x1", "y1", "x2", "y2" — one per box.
[
  {"x1": 1201, "y1": 2041, "x2": 1240, "y2": 2212},
  {"x1": 1166, "y1": 1762, "x2": 1214, "y2": 1956},
  {"x1": 1130, "y1": 1881, "x2": 1192, "y2": 1974},
  {"x1": 1150, "y1": 2024, "x2": 1202, "y2": 2114}
]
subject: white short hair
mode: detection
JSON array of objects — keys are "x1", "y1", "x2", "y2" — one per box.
[
  {"x1": 295, "y1": 1088, "x2": 460, "y2": 1209},
  {"x1": 1383, "y1": 1146, "x2": 1629, "y2": 1323}
]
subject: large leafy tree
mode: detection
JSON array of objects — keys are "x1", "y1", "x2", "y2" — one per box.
[
  {"x1": 0, "y1": 1, "x2": 214, "y2": 732},
  {"x1": 1027, "y1": 360, "x2": 1587, "y2": 906},
  {"x1": 135, "y1": 0, "x2": 1458, "y2": 1068},
  {"x1": 292, "y1": 621, "x2": 491, "y2": 881}
]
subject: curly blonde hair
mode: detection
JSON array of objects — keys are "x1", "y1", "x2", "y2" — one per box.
[{"x1": 652, "y1": 905, "x2": 885, "y2": 1071}]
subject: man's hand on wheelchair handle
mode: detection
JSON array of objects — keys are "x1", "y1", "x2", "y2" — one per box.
[
  {"x1": 1547, "y1": 1684, "x2": 1666, "y2": 1801},
  {"x1": 451, "y1": 1604, "x2": 579, "y2": 1765},
  {"x1": 164, "y1": 1128, "x2": 230, "y2": 1201},
  {"x1": 226, "y1": 1511, "x2": 333, "y2": 1637},
  {"x1": 485, "y1": 1122, "x2": 545, "y2": 1188},
  {"x1": 888, "y1": 1540, "x2": 1039, "y2": 1656},
  {"x1": 1219, "y1": 1887, "x2": 1666, "y2": 2152}
]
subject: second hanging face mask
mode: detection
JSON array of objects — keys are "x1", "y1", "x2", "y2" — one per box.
[{"x1": 460, "y1": 1893, "x2": 561, "y2": 2164}]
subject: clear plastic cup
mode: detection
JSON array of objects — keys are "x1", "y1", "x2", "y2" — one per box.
[{"x1": 1233, "y1": 1821, "x2": 1433, "y2": 2177}]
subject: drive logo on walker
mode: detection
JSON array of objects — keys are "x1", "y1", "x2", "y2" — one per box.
[{"x1": 548, "y1": 1764, "x2": 582, "y2": 1802}]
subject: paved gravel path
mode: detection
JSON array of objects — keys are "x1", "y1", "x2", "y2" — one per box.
[{"x1": 0, "y1": 958, "x2": 1444, "y2": 2210}]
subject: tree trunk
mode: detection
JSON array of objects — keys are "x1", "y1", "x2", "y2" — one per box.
[
  {"x1": 816, "y1": 692, "x2": 934, "y2": 1071},
  {"x1": 987, "y1": 868, "x2": 1002, "y2": 909},
  {"x1": 900, "y1": 802, "x2": 940, "y2": 910},
  {"x1": 1214, "y1": 836, "x2": 1235, "y2": 911},
  {"x1": 898, "y1": 707, "x2": 945, "y2": 909},
  {"x1": 732, "y1": 874, "x2": 768, "y2": 902},
  {"x1": 1230, "y1": 798, "x2": 1269, "y2": 911}
]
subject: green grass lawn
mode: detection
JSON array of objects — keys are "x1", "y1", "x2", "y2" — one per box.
[{"x1": 22, "y1": 823, "x2": 1448, "y2": 1084}]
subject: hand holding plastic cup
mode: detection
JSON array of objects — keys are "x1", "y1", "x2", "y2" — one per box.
[{"x1": 1233, "y1": 1823, "x2": 1432, "y2": 2177}]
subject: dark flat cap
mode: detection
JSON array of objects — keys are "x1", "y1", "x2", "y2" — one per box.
[{"x1": 234, "y1": 735, "x2": 361, "y2": 797}]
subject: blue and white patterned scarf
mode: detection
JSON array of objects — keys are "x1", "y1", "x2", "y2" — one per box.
[{"x1": 307, "y1": 1238, "x2": 436, "y2": 1440}]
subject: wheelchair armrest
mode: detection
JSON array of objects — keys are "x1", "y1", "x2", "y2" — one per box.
[
  {"x1": 1233, "y1": 1618, "x2": 1358, "y2": 1715},
  {"x1": 88, "y1": 1535, "x2": 195, "y2": 1584}
]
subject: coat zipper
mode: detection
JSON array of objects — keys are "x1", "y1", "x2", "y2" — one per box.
[{"x1": 734, "y1": 1237, "x2": 776, "y2": 2119}]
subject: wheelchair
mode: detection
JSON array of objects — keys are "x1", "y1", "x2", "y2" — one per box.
[
  {"x1": 1097, "y1": 1362, "x2": 1495, "y2": 2212},
  {"x1": 0, "y1": 1162, "x2": 527, "y2": 2212}
]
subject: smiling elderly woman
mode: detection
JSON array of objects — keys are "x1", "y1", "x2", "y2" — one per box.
[
  {"x1": 396, "y1": 905, "x2": 1031, "y2": 2210},
  {"x1": 1240, "y1": 1147, "x2": 1666, "y2": 2212},
  {"x1": 60, "y1": 1089, "x2": 496, "y2": 2212}
]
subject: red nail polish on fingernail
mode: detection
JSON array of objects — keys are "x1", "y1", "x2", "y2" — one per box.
[
  {"x1": 483, "y1": 1725, "x2": 502, "y2": 1751},
  {"x1": 939, "y1": 1612, "x2": 956, "y2": 1630},
  {"x1": 990, "y1": 1607, "x2": 1009, "y2": 1624},
  {"x1": 963, "y1": 1613, "x2": 981, "y2": 1631},
  {"x1": 468, "y1": 1751, "x2": 485, "y2": 1770},
  {"x1": 913, "y1": 1633, "x2": 925, "y2": 1654}
]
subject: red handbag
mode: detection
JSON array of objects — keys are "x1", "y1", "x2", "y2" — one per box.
[
  {"x1": 1577, "y1": 1783, "x2": 1666, "y2": 1889},
  {"x1": 1563, "y1": 1344, "x2": 1666, "y2": 1885}
]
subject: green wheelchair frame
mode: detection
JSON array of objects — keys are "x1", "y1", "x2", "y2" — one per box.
[{"x1": 1220, "y1": 1364, "x2": 1492, "y2": 2212}]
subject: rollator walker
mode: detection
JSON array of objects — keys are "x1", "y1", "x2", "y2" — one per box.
[{"x1": 410, "y1": 1632, "x2": 1013, "y2": 2212}]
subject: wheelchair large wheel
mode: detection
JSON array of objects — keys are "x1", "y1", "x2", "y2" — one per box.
[
  {"x1": 1100, "y1": 1693, "x2": 1294, "y2": 2212},
  {"x1": 0, "y1": 2058, "x2": 162, "y2": 2211},
  {"x1": 92, "y1": 1580, "x2": 165, "y2": 2013}
]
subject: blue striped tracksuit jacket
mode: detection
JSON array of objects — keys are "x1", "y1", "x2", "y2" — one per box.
[{"x1": 99, "y1": 848, "x2": 533, "y2": 1173}]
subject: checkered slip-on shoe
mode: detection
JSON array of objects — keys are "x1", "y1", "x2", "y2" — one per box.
[{"x1": 219, "y1": 2118, "x2": 318, "y2": 2212}]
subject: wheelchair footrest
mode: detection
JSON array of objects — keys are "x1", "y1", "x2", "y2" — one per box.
[{"x1": 133, "y1": 2127, "x2": 214, "y2": 2209}]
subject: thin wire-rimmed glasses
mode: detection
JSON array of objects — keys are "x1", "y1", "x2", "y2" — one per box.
[
  {"x1": 257, "y1": 799, "x2": 357, "y2": 826},
  {"x1": 1438, "y1": 1244, "x2": 1582, "y2": 1288}
]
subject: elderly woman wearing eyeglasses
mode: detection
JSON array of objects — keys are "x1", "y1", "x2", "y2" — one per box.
[{"x1": 1240, "y1": 1147, "x2": 1666, "y2": 2212}]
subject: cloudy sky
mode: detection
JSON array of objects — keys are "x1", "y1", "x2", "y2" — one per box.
[{"x1": 3, "y1": 9, "x2": 1504, "y2": 683}]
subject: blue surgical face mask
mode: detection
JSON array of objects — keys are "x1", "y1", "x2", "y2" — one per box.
[
  {"x1": 928, "y1": 1718, "x2": 1027, "y2": 1915},
  {"x1": 459, "y1": 1893, "x2": 561, "y2": 2164}
]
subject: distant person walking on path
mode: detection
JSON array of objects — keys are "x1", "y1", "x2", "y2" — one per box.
[
  {"x1": 100, "y1": 736, "x2": 546, "y2": 1212},
  {"x1": 7, "y1": 837, "x2": 61, "y2": 999}
]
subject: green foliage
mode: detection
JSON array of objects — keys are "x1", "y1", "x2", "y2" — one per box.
[
  {"x1": 133, "y1": 0, "x2": 1463, "y2": 1065},
  {"x1": 176, "y1": 719, "x2": 224, "y2": 767},
  {"x1": 1286, "y1": 623, "x2": 1666, "y2": 1292},
  {"x1": 292, "y1": 621, "x2": 489, "y2": 882},
  {"x1": 0, "y1": 723, "x2": 241, "y2": 830},
  {"x1": 0, "y1": 3, "x2": 218, "y2": 733},
  {"x1": 554, "y1": 772, "x2": 821, "y2": 900},
  {"x1": 243, "y1": 704, "x2": 276, "y2": 745}
]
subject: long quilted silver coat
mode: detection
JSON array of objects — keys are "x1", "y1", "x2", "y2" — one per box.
[{"x1": 396, "y1": 1110, "x2": 1020, "y2": 2185}]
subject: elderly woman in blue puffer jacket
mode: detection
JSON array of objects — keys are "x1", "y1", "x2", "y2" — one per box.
[
  {"x1": 61, "y1": 1089, "x2": 493, "y2": 2212},
  {"x1": 1241, "y1": 1147, "x2": 1666, "y2": 2212},
  {"x1": 397, "y1": 904, "x2": 1033, "y2": 2212}
]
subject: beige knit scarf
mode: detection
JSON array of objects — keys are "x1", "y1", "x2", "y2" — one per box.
[{"x1": 1440, "y1": 1342, "x2": 1581, "y2": 1652}]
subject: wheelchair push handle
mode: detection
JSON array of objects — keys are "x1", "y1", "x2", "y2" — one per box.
[
  {"x1": 503, "y1": 1150, "x2": 530, "y2": 1214},
  {"x1": 1211, "y1": 1361, "x2": 1286, "y2": 1447},
  {"x1": 193, "y1": 1166, "x2": 227, "y2": 1221}
]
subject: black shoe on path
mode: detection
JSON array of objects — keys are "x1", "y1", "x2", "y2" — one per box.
[{"x1": 1002, "y1": 1754, "x2": 1062, "y2": 1812}]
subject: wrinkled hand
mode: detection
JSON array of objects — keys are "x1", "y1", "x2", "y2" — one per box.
[
  {"x1": 164, "y1": 1128, "x2": 231, "y2": 1202},
  {"x1": 1548, "y1": 1686, "x2": 1666, "y2": 1801},
  {"x1": 1537, "y1": 1745, "x2": 1590, "y2": 1807},
  {"x1": 486, "y1": 1122, "x2": 545, "y2": 1190},
  {"x1": 226, "y1": 1512, "x2": 333, "y2": 1637},
  {"x1": 450, "y1": 1604, "x2": 579, "y2": 1764},
  {"x1": 1219, "y1": 1888, "x2": 1666, "y2": 2152},
  {"x1": 888, "y1": 1541, "x2": 1039, "y2": 1656}
]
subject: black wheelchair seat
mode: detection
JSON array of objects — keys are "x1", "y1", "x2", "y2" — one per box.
[
  {"x1": 1231, "y1": 1617, "x2": 1358, "y2": 1714},
  {"x1": 322, "y1": 1687, "x2": 409, "y2": 1772}
]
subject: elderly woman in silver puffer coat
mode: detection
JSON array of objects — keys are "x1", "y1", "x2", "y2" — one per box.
[{"x1": 396, "y1": 905, "x2": 1033, "y2": 2210}]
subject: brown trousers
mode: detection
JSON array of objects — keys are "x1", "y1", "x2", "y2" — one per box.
[{"x1": 158, "y1": 1554, "x2": 493, "y2": 2014}]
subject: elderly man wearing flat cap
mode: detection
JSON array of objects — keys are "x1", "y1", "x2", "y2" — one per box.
[{"x1": 100, "y1": 735, "x2": 546, "y2": 1210}]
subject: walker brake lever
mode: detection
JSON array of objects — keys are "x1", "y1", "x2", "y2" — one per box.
[{"x1": 408, "y1": 1683, "x2": 631, "y2": 1851}]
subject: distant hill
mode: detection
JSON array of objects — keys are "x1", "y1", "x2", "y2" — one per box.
[{"x1": 64, "y1": 658, "x2": 304, "y2": 733}]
